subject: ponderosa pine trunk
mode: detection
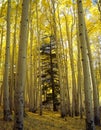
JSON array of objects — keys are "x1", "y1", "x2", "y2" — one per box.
[
  {"x1": 77, "y1": 0, "x2": 95, "y2": 130},
  {"x1": 3, "y1": 0, "x2": 12, "y2": 121},
  {"x1": 14, "y1": 0, "x2": 29, "y2": 129}
]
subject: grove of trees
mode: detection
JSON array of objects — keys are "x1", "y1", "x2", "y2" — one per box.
[{"x1": 0, "y1": 0, "x2": 101, "y2": 130}]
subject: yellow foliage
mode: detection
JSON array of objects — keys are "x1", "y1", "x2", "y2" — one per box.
[
  {"x1": 83, "y1": 0, "x2": 92, "y2": 7},
  {"x1": 59, "y1": 0, "x2": 72, "y2": 7},
  {"x1": 42, "y1": 36, "x2": 50, "y2": 44},
  {"x1": 41, "y1": 0, "x2": 49, "y2": 8},
  {"x1": 98, "y1": 82, "x2": 101, "y2": 105},
  {"x1": 89, "y1": 6, "x2": 99, "y2": 21}
]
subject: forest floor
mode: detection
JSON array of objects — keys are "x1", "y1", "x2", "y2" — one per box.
[{"x1": 0, "y1": 108, "x2": 101, "y2": 130}]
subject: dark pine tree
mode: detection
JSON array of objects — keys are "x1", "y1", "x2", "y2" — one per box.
[{"x1": 40, "y1": 35, "x2": 60, "y2": 111}]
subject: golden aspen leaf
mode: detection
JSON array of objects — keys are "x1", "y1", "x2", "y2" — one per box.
[
  {"x1": 84, "y1": 0, "x2": 92, "y2": 7},
  {"x1": 41, "y1": 0, "x2": 48, "y2": 8}
]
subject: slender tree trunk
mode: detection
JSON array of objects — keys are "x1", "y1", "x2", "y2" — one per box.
[
  {"x1": 65, "y1": 51, "x2": 71, "y2": 116},
  {"x1": 50, "y1": 38, "x2": 57, "y2": 111},
  {"x1": 29, "y1": 28, "x2": 34, "y2": 112},
  {"x1": 51, "y1": 0, "x2": 67, "y2": 117},
  {"x1": 57, "y1": 5, "x2": 69, "y2": 115},
  {"x1": 85, "y1": 29, "x2": 100, "y2": 125},
  {"x1": 14, "y1": 0, "x2": 29, "y2": 129},
  {"x1": 64, "y1": 13, "x2": 77, "y2": 116},
  {"x1": 77, "y1": 0, "x2": 95, "y2": 130},
  {"x1": 28, "y1": 0, "x2": 34, "y2": 112},
  {"x1": 70, "y1": 6, "x2": 78, "y2": 116},
  {"x1": 77, "y1": 24, "x2": 83, "y2": 118},
  {"x1": 36, "y1": 1, "x2": 42, "y2": 115},
  {"x1": 0, "y1": 27, "x2": 3, "y2": 106},
  {"x1": 98, "y1": 0, "x2": 101, "y2": 20},
  {"x1": 9, "y1": 3, "x2": 18, "y2": 114},
  {"x1": 26, "y1": 67, "x2": 30, "y2": 106},
  {"x1": 33, "y1": 47, "x2": 38, "y2": 112},
  {"x1": 3, "y1": 0, "x2": 12, "y2": 121}
]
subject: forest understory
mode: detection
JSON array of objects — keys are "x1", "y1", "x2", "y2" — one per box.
[{"x1": 0, "y1": 107, "x2": 100, "y2": 130}]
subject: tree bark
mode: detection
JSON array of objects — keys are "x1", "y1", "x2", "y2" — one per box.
[
  {"x1": 77, "y1": 23, "x2": 83, "y2": 118},
  {"x1": 77, "y1": 0, "x2": 95, "y2": 130},
  {"x1": 36, "y1": 1, "x2": 42, "y2": 115},
  {"x1": 14, "y1": 0, "x2": 29, "y2": 129},
  {"x1": 9, "y1": 3, "x2": 18, "y2": 114},
  {"x1": 64, "y1": 13, "x2": 77, "y2": 117},
  {"x1": 0, "y1": 27, "x2": 3, "y2": 106},
  {"x1": 85, "y1": 29, "x2": 100, "y2": 125},
  {"x1": 3, "y1": 0, "x2": 12, "y2": 121}
]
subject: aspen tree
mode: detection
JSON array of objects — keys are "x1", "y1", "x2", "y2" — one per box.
[
  {"x1": 9, "y1": 3, "x2": 18, "y2": 114},
  {"x1": 64, "y1": 42, "x2": 71, "y2": 116},
  {"x1": 77, "y1": 23, "x2": 83, "y2": 118},
  {"x1": 3, "y1": 0, "x2": 12, "y2": 121},
  {"x1": 33, "y1": 50, "x2": 37, "y2": 112},
  {"x1": 65, "y1": 48, "x2": 71, "y2": 116},
  {"x1": 0, "y1": 0, "x2": 4, "y2": 108},
  {"x1": 57, "y1": 5, "x2": 68, "y2": 116},
  {"x1": 77, "y1": 0, "x2": 95, "y2": 130},
  {"x1": 64, "y1": 13, "x2": 77, "y2": 116},
  {"x1": 98, "y1": 0, "x2": 101, "y2": 20},
  {"x1": 85, "y1": 30, "x2": 100, "y2": 125},
  {"x1": 0, "y1": 27, "x2": 3, "y2": 106},
  {"x1": 29, "y1": 0, "x2": 34, "y2": 112},
  {"x1": 51, "y1": 0, "x2": 66, "y2": 116},
  {"x1": 36, "y1": 1, "x2": 42, "y2": 115},
  {"x1": 14, "y1": 0, "x2": 29, "y2": 129}
]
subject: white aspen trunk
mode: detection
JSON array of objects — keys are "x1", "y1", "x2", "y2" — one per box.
[
  {"x1": 36, "y1": 1, "x2": 42, "y2": 115},
  {"x1": 0, "y1": 27, "x2": 4, "y2": 106},
  {"x1": 29, "y1": 0, "x2": 34, "y2": 112},
  {"x1": 64, "y1": 13, "x2": 77, "y2": 116},
  {"x1": 50, "y1": 0, "x2": 66, "y2": 117},
  {"x1": 26, "y1": 69, "x2": 30, "y2": 106},
  {"x1": 14, "y1": 0, "x2": 29, "y2": 129},
  {"x1": 0, "y1": 27, "x2": 3, "y2": 106},
  {"x1": 57, "y1": 5, "x2": 68, "y2": 116},
  {"x1": 70, "y1": 6, "x2": 78, "y2": 116},
  {"x1": 65, "y1": 50, "x2": 71, "y2": 116},
  {"x1": 77, "y1": 0, "x2": 95, "y2": 130},
  {"x1": 26, "y1": 59, "x2": 29, "y2": 105},
  {"x1": 33, "y1": 48, "x2": 38, "y2": 112},
  {"x1": 85, "y1": 30, "x2": 100, "y2": 125},
  {"x1": 29, "y1": 29, "x2": 34, "y2": 112},
  {"x1": 3, "y1": 0, "x2": 12, "y2": 121},
  {"x1": 77, "y1": 25, "x2": 83, "y2": 118},
  {"x1": 9, "y1": 4, "x2": 18, "y2": 114}
]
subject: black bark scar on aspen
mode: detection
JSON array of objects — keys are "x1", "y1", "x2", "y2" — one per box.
[
  {"x1": 22, "y1": 56, "x2": 26, "y2": 58},
  {"x1": 79, "y1": 33, "x2": 82, "y2": 36}
]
